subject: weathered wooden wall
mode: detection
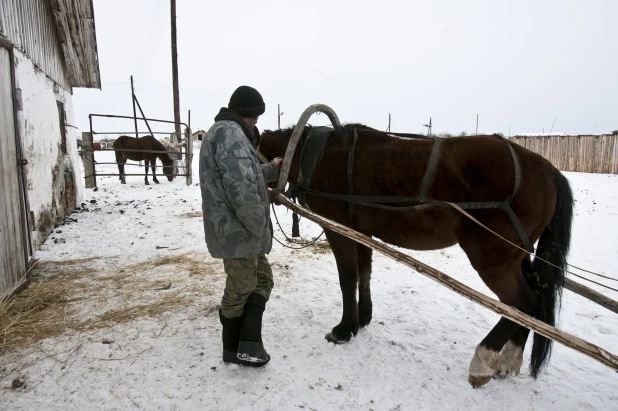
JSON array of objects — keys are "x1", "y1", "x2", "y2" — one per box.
[
  {"x1": 510, "y1": 134, "x2": 618, "y2": 174},
  {"x1": 0, "y1": 0, "x2": 71, "y2": 89}
]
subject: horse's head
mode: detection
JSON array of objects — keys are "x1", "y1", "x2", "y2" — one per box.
[
  {"x1": 161, "y1": 156, "x2": 175, "y2": 182},
  {"x1": 258, "y1": 128, "x2": 303, "y2": 186}
]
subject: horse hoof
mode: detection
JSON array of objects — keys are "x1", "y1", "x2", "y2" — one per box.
[
  {"x1": 468, "y1": 375, "x2": 492, "y2": 388},
  {"x1": 154, "y1": 180, "x2": 160, "y2": 184},
  {"x1": 325, "y1": 331, "x2": 350, "y2": 344},
  {"x1": 121, "y1": 181, "x2": 126, "y2": 184},
  {"x1": 145, "y1": 182, "x2": 150, "y2": 186}
]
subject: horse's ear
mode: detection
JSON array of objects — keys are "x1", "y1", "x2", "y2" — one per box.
[{"x1": 254, "y1": 126, "x2": 261, "y2": 146}]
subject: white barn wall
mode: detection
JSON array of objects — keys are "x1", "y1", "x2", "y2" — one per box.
[{"x1": 13, "y1": 49, "x2": 83, "y2": 248}]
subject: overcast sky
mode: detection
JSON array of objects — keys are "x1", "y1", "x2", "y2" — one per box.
[{"x1": 74, "y1": 0, "x2": 618, "y2": 138}]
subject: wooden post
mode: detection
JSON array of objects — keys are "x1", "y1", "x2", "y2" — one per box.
[
  {"x1": 82, "y1": 132, "x2": 95, "y2": 188},
  {"x1": 277, "y1": 105, "x2": 284, "y2": 130},
  {"x1": 131, "y1": 76, "x2": 142, "y2": 167},
  {"x1": 185, "y1": 125, "x2": 192, "y2": 186},
  {"x1": 133, "y1": 95, "x2": 153, "y2": 135},
  {"x1": 131, "y1": 75, "x2": 138, "y2": 138},
  {"x1": 270, "y1": 190, "x2": 618, "y2": 373},
  {"x1": 476, "y1": 114, "x2": 479, "y2": 135},
  {"x1": 170, "y1": 0, "x2": 181, "y2": 144}
]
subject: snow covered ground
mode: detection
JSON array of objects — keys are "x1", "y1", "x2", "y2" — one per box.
[{"x1": 1, "y1": 145, "x2": 617, "y2": 410}]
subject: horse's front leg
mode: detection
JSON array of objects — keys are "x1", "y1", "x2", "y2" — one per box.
[
  {"x1": 324, "y1": 230, "x2": 359, "y2": 344},
  {"x1": 144, "y1": 159, "x2": 150, "y2": 185},
  {"x1": 152, "y1": 159, "x2": 160, "y2": 184},
  {"x1": 357, "y1": 244, "x2": 373, "y2": 328}
]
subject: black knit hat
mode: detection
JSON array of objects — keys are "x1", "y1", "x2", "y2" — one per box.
[{"x1": 228, "y1": 86, "x2": 265, "y2": 118}]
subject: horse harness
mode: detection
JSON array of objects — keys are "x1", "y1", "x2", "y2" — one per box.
[{"x1": 289, "y1": 126, "x2": 535, "y2": 254}]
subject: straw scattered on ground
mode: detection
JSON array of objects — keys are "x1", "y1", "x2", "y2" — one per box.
[
  {"x1": 0, "y1": 253, "x2": 220, "y2": 355},
  {"x1": 310, "y1": 241, "x2": 332, "y2": 254},
  {"x1": 178, "y1": 211, "x2": 203, "y2": 218}
]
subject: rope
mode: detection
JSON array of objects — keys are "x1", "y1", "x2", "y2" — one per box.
[
  {"x1": 271, "y1": 204, "x2": 324, "y2": 250},
  {"x1": 446, "y1": 202, "x2": 618, "y2": 293}
]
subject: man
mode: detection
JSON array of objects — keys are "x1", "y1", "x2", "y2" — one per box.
[{"x1": 199, "y1": 86, "x2": 282, "y2": 367}]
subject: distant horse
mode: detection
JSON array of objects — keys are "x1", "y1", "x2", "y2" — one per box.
[
  {"x1": 113, "y1": 135, "x2": 175, "y2": 185},
  {"x1": 259, "y1": 124, "x2": 573, "y2": 387}
]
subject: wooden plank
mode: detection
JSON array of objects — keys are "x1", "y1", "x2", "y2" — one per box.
[
  {"x1": 270, "y1": 191, "x2": 618, "y2": 373},
  {"x1": 564, "y1": 278, "x2": 618, "y2": 315},
  {"x1": 0, "y1": 50, "x2": 13, "y2": 292},
  {"x1": 82, "y1": 132, "x2": 95, "y2": 188},
  {"x1": 0, "y1": 47, "x2": 26, "y2": 297}
]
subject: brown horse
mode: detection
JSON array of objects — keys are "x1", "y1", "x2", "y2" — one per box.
[
  {"x1": 113, "y1": 135, "x2": 175, "y2": 185},
  {"x1": 259, "y1": 124, "x2": 573, "y2": 387}
]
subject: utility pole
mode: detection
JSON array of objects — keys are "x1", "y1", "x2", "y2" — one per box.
[
  {"x1": 475, "y1": 114, "x2": 479, "y2": 135},
  {"x1": 278, "y1": 104, "x2": 281, "y2": 130},
  {"x1": 130, "y1": 75, "x2": 138, "y2": 138},
  {"x1": 387, "y1": 113, "x2": 391, "y2": 132},
  {"x1": 170, "y1": 0, "x2": 181, "y2": 144},
  {"x1": 423, "y1": 117, "x2": 432, "y2": 136}
]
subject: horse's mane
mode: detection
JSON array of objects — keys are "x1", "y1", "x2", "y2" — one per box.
[
  {"x1": 263, "y1": 123, "x2": 401, "y2": 148},
  {"x1": 150, "y1": 136, "x2": 175, "y2": 166}
]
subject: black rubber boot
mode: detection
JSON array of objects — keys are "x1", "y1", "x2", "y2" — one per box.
[
  {"x1": 237, "y1": 293, "x2": 270, "y2": 366},
  {"x1": 219, "y1": 310, "x2": 242, "y2": 364}
]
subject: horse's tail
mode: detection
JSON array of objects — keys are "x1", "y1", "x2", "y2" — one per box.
[{"x1": 529, "y1": 171, "x2": 573, "y2": 378}]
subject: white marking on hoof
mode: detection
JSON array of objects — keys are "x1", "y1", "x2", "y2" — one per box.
[
  {"x1": 496, "y1": 340, "x2": 523, "y2": 378},
  {"x1": 469, "y1": 344, "x2": 500, "y2": 381}
]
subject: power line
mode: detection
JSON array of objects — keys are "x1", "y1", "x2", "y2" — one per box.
[
  {"x1": 139, "y1": 0, "x2": 169, "y2": 79},
  {"x1": 138, "y1": 0, "x2": 164, "y2": 75}
]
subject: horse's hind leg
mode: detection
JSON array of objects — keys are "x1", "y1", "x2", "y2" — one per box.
[
  {"x1": 118, "y1": 154, "x2": 127, "y2": 184},
  {"x1": 324, "y1": 230, "x2": 360, "y2": 344},
  {"x1": 467, "y1": 262, "x2": 538, "y2": 387},
  {"x1": 144, "y1": 159, "x2": 150, "y2": 185},
  {"x1": 357, "y1": 244, "x2": 373, "y2": 328},
  {"x1": 496, "y1": 256, "x2": 536, "y2": 378}
]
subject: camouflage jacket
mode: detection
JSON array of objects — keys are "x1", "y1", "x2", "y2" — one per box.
[{"x1": 199, "y1": 119, "x2": 279, "y2": 259}]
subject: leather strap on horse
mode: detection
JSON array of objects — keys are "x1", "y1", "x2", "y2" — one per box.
[
  {"x1": 289, "y1": 129, "x2": 535, "y2": 254},
  {"x1": 498, "y1": 135, "x2": 534, "y2": 253},
  {"x1": 420, "y1": 138, "x2": 442, "y2": 201},
  {"x1": 347, "y1": 127, "x2": 359, "y2": 214},
  {"x1": 295, "y1": 127, "x2": 332, "y2": 208}
]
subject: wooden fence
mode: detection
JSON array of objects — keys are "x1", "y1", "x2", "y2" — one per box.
[{"x1": 510, "y1": 134, "x2": 618, "y2": 174}]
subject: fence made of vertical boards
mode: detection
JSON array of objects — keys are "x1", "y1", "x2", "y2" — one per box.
[{"x1": 510, "y1": 134, "x2": 618, "y2": 174}]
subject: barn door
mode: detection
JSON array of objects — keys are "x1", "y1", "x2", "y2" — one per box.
[{"x1": 0, "y1": 44, "x2": 31, "y2": 297}]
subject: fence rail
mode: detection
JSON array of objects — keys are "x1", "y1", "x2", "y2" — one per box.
[
  {"x1": 510, "y1": 134, "x2": 618, "y2": 174},
  {"x1": 83, "y1": 113, "x2": 193, "y2": 187}
]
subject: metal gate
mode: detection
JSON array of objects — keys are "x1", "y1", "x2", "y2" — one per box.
[
  {"x1": 82, "y1": 114, "x2": 193, "y2": 187},
  {"x1": 0, "y1": 40, "x2": 32, "y2": 298}
]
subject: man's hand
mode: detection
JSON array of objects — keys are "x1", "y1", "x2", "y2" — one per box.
[{"x1": 273, "y1": 157, "x2": 283, "y2": 169}]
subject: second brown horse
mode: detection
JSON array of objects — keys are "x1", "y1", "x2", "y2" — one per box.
[{"x1": 113, "y1": 135, "x2": 175, "y2": 185}]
